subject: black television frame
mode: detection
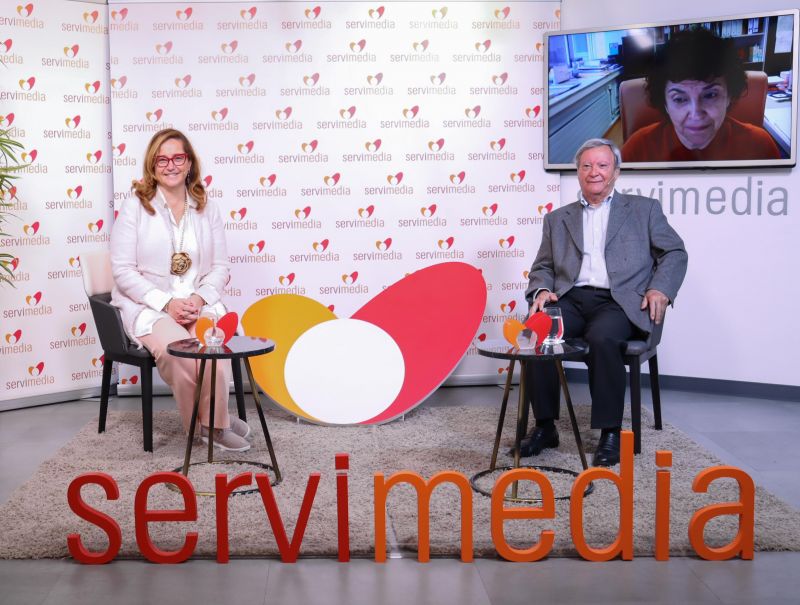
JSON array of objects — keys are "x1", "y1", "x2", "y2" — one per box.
[{"x1": 543, "y1": 9, "x2": 799, "y2": 171}]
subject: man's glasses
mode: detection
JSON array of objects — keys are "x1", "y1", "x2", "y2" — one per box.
[{"x1": 154, "y1": 153, "x2": 188, "y2": 168}]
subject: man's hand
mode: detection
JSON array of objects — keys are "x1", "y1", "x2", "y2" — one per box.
[
  {"x1": 166, "y1": 298, "x2": 198, "y2": 325},
  {"x1": 641, "y1": 289, "x2": 669, "y2": 324},
  {"x1": 531, "y1": 290, "x2": 558, "y2": 314}
]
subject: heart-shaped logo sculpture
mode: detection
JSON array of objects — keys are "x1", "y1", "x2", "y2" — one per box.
[
  {"x1": 502, "y1": 318, "x2": 526, "y2": 346},
  {"x1": 196, "y1": 312, "x2": 238, "y2": 346},
  {"x1": 525, "y1": 312, "x2": 553, "y2": 346},
  {"x1": 242, "y1": 263, "x2": 486, "y2": 425}
]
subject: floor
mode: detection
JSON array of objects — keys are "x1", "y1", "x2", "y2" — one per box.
[{"x1": 1, "y1": 383, "x2": 798, "y2": 604}]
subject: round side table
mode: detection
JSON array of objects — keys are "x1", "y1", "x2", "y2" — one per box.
[
  {"x1": 474, "y1": 338, "x2": 591, "y2": 501},
  {"x1": 167, "y1": 335, "x2": 281, "y2": 490}
]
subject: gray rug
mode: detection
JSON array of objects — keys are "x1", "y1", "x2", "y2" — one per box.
[{"x1": 1, "y1": 404, "x2": 798, "y2": 559}]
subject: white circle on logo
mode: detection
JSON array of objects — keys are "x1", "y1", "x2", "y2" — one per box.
[{"x1": 284, "y1": 319, "x2": 405, "y2": 425}]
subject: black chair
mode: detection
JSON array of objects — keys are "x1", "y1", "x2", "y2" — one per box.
[
  {"x1": 576, "y1": 320, "x2": 664, "y2": 455},
  {"x1": 621, "y1": 319, "x2": 664, "y2": 455},
  {"x1": 81, "y1": 251, "x2": 247, "y2": 452}
]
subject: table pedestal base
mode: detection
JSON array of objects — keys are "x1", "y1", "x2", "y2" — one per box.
[
  {"x1": 479, "y1": 358, "x2": 591, "y2": 501},
  {"x1": 181, "y1": 356, "x2": 282, "y2": 488}
]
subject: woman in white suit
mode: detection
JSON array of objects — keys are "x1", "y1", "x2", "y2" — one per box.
[{"x1": 110, "y1": 128, "x2": 251, "y2": 451}]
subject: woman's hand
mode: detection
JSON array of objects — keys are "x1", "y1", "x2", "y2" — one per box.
[
  {"x1": 188, "y1": 293, "x2": 206, "y2": 311},
  {"x1": 165, "y1": 298, "x2": 199, "y2": 325}
]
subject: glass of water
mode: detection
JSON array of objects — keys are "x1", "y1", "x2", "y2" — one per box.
[
  {"x1": 542, "y1": 306, "x2": 565, "y2": 345},
  {"x1": 200, "y1": 309, "x2": 225, "y2": 347}
]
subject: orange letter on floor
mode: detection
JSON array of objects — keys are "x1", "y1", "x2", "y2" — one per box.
[
  {"x1": 374, "y1": 470, "x2": 473, "y2": 563},
  {"x1": 570, "y1": 431, "x2": 634, "y2": 561},
  {"x1": 688, "y1": 466, "x2": 754, "y2": 560},
  {"x1": 67, "y1": 472, "x2": 122, "y2": 564},
  {"x1": 134, "y1": 472, "x2": 198, "y2": 564},
  {"x1": 491, "y1": 469, "x2": 555, "y2": 562}
]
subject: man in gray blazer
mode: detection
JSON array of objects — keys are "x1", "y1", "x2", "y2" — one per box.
[{"x1": 523, "y1": 138, "x2": 687, "y2": 466}]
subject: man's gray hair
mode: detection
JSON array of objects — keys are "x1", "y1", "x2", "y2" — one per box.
[{"x1": 574, "y1": 138, "x2": 622, "y2": 169}]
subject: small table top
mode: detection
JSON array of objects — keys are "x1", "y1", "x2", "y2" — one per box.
[
  {"x1": 167, "y1": 335, "x2": 275, "y2": 360},
  {"x1": 476, "y1": 338, "x2": 587, "y2": 361}
]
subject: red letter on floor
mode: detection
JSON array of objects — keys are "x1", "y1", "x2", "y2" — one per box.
[
  {"x1": 134, "y1": 472, "x2": 198, "y2": 563},
  {"x1": 335, "y1": 453, "x2": 350, "y2": 562},
  {"x1": 67, "y1": 472, "x2": 122, "y2": 564},
  {"x1": 215, "y1": 472, "x2": 253, "y2": 563},
  {"x1": 255, "y1": 472, "x2": 320, "y2": 563}
]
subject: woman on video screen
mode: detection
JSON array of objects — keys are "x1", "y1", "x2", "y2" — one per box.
[{"x1": 621, "y1": 28, "x2": 781, "y2": 162}]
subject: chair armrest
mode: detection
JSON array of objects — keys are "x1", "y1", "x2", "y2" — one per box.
[{"x1": 645, "y1": 317, "x2": 665, "y2": 350}]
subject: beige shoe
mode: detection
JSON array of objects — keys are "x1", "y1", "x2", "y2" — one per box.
[
  {"x1": 230, "y1": 416, "x2": 253, "y2": 441},
  {"x1": 200, "y1": 426, "x2": 251, "y2": 452}
]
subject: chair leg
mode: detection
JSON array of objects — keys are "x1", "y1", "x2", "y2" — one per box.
[
  {"x1": 630, "y1": 361, "x2": 642, "y2": 455},
  {"x1": 141, "y1": 362, "x2": 154, "y2": 452},
  {"x1": 99, "y1": 358, "x2": 113, "y2": 433},
  {"x1": 231, "y1": 358, "x2": 247, "y2": 422},
  {"x1": 649, "y1": 354, "x2": 663, "y2": 430}
]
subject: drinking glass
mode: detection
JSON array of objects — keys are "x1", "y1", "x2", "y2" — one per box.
[
  {"x1": 200, "y1": 309, "x2": 225, "y2": 347},
  {"x1": 542, "y1": 306, "x2": 565, "y2": 345}
]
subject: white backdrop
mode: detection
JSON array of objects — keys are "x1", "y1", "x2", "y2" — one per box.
[
  {"x1": 106, "y1": 0, "x2": 561, "y2": 387},
  {"x1": 2, "y1": 0, "x2": 797, "y2": 408},
  {"x1": 0, "y1": 0, "x2": 113, "y2": 408}
]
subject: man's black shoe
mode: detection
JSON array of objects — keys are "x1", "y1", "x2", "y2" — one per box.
[
  {"x1": 593, "y1": 431, "x2": 621, "y2": 467},
  {"x1": 512, "y1": 425, "x2": 559, "y2": 457}
]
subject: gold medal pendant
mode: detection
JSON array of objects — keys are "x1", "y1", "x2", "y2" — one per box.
[{"x1": 170, "y1": 251, "x2": 192, "y2": 276}]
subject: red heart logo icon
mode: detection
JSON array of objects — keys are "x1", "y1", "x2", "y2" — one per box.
[
  {"x1": 359, "y1": 205, "x2": 374, "y2": 218},
  {"x1": 203, "y1": 175, "x2": 213, "y2": 187},
  {"x1": 421, "y1": 204, "x2": 437, "y2": 217},
  {"x1": 493, "y1": 72, "x2": 508, "y2": 85},
  {"x1": 501, "y1": 301, "x2": 517, "y2": 313},
  {"x1": 387, "y1": 172, "x2": 403, "y2": 185},
  {"x1": 477, "y1": 333, "x2": 487, "y2": 342}
]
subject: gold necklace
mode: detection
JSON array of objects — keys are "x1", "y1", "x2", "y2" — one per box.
[{"x1": 162, "y1": 189, "x2": 192, "y2": 276}]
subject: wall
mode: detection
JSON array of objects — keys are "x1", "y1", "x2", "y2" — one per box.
[
  {"x1": 106, "y1": 0, "x2": 561, "y2": 390},
  {"x1": 0, "y1": 0, "x2": 113, "y2": 409}
]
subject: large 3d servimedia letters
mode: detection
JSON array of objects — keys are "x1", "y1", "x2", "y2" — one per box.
[{"x1": 67, "y1": 434, "x2": 755, "y2": 564}]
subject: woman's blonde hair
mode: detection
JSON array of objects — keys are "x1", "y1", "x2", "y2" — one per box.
[{"x1": 131, "y1": 128, "x2": 207, "y2": 215}]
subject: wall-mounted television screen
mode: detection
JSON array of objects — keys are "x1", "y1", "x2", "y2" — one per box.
[{"x1": 543, "y1": 10, "x2": 798, "y2": 170}]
